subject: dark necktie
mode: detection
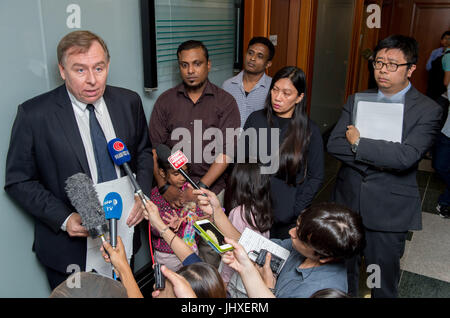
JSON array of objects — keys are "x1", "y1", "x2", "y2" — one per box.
[{"x1": 87, "y1": 104, "x2": 117, "y2": 183}]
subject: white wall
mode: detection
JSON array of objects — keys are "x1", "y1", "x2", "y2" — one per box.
[{"x1": 0, "y1": 0, "x2": 235, "y2": 297}]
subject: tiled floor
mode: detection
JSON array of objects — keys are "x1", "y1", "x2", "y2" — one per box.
[{"x1": 314, "y1": 153, "x2": 450, "y2": 298}]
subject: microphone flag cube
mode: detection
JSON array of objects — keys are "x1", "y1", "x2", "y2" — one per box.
[
  {"x1": 168, "y1": 150, "x2": 188, "y2": 170},
  {"x1": 107, "y1": 138, "x2": 131, "y2": 166},
  {"x1": 103, "y1": 192, "x2": 123, "y2": 220}
]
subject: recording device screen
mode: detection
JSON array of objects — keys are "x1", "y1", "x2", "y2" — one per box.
[{"x1": 196, "y1": 221, "x2": 226, "y2": 246}]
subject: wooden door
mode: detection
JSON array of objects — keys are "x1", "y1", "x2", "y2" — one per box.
[
  {"x1": 383, "y1": 0, "x2": 450, "y2": 94},
  {"x1": 267, "y1": 0, "x2": 301, "y2": 77}
]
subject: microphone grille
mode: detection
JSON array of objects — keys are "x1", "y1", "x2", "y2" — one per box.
[
  {"x1": 65, "y1": 173, "x2": 107, "y2": 234},
  {"x1": 155, "y1": 143, "x2": 172, "y2": 162}
]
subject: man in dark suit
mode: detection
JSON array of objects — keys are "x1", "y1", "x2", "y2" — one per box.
[
  {"x1": 4, "y1": 30, "x2": 153, "y2": 290},
  {"x1": 327, "y1": 35, "x2": 442, "y2": 298}
]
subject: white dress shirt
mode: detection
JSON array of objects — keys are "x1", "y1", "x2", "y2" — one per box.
[{"x1": 62, "y1": 90, "x2": 119, "y2": 231}]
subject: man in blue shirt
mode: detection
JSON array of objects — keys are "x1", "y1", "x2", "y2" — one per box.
[
  {"x1": 328, "y1": 35, "x2": 442, "y2": 298},
  {"x1": 222, "y1": 37, "x2": 275, "y2": 128},
  {"x1": 426, "y1": 31, "x2": 450, "y2": 71}
]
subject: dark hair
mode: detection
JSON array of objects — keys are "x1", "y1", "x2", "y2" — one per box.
[
  {"x1": 229, "y1": 163, "x2": 273, "y2": 233},
  {"x1": 441, "y1": 31, "x2": 450, "y2": 40},
  {"x1": 177, "y1": 40, "x2": 209, "y2": 61},
  {"x1": 373, "y1": 35, "x2": 418, "y2": 66},
  {"x1": 177, "y1": 262, "x2": 226, "y2": 298},
  {"x1": 57, "y1": 30, "x2": 110, "y2": 66},
  {"x1": 264, "y1": 66, "x2": 310, "y2": 186},
  {"x1": 248, "y1": 37, "x2": 276, "y2": 61},
  {"x1": 296, "y1": 203, "x2": 365, "y2": 261},
  {"x1": 310, "y1": 288, "x2": 351, "y2": 298},
  {"x1": 49, "y1": 272, "x2": 127, "y2": 298}
]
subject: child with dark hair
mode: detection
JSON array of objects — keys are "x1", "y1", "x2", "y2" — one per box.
[
  {"x1": 219, "y1": 163, "x2": 273, "y2": 297},
  {"x1": 194, "y1": 189, "x2": 365, "y2": 298},
  {"x1": 150, "y1": 152, "x2": 205, "y2": 271}
]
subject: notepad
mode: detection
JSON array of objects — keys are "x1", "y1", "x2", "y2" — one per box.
[
  {"x1": 355, "y1": 100, "x2": 404, "y2": 143},
  {"x1": 238, "y1": 228, "x2": 290, "y2": 274}
]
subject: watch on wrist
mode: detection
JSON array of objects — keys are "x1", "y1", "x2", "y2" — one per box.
[
  {"x1": 351, "y1": 138, "x2": 360, "y2": 153},
  {"x1": 158, "y1": 183, "x2": 170, "y2": 195},
  {"x1": 197, "y1": 180, "x2": 210, "y2": 190}
]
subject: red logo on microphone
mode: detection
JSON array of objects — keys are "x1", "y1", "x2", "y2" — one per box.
[{"x1": 113, "y1": 141, "x2": 124, "y2": 152}]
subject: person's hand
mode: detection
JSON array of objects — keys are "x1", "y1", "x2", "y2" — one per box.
[
  {"x1": 346, "y1": 125, "x2": 360, "y2": 145},
  {"x1": 163, "y1": 185, "x2": 184, "y2": 209},
  {"x1": 221, "y1": 237, "x2": 255, "y2": 274},
  {"x1": 126, "y1": 194, "x2": 145, "y2": 227},
  {"x1": 101, "y1": 236, "x2": 129, "y2": 278},
  {"x1": 192, "y1": 186, "x2": 222, "y2": 217},
  {"x1": 255, "y1": 252, "x2": 277, "y2": 289},
  {"x1": 162, "y1": 212, "x2": 182, "y2": 232},
  {"x1": 180, "y1": 187, "x2": 196, "y2": 204},
  {"x1": 142, "y1": 200, "x2": 171, "y2": 236},
  {"x1": 151, "y1": 265, "x2": 197, "y2": 298},
  {"x1": 66, "y1": 213, "x2": 89, "y2": 237}
]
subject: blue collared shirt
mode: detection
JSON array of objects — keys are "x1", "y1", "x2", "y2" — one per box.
[
  {"x1": 222, "y1": 70, "x2": 272, "y2": 128},
  {"x1": 377, "y1": 81, "x2": 412, "y2": 103},
  {"x1": 270, "y1": 239, "x2": 348, "y2": 298}
]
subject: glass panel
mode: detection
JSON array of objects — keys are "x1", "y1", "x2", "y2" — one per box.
[
  {"x1": 155, "y1": 0, "x2": 236, "y2": 86},
  {"x1": 309, "y1": 0, "x2": 355, "y2": 133}
]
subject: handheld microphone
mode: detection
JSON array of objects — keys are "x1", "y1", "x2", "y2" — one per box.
[
  {"x1": 155, "y1": 144, "x2": 202, "y2": 191},
  {"x1": 107, "y1": 138, "x2": 148, "y2": 205},
  {"x1": 103, "y1": 192, "x2": 123, "y2": 249},
  {"x1": 65, "y1": 173, "x2": 108, "y2": 241}
]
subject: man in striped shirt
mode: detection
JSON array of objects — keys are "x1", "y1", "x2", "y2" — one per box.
[{"x1": 222, "y1": 37, "x2": 275, "y2": 128}]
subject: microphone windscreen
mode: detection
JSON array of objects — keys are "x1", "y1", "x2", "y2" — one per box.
[
  {"x1": 155, "y1": 143, "x2": 172, "y2": 163},
  {"x1": 65, "y1": 173, "x2": 108, "y2": 237},
  {"x1": 107, "y1": 138, "x2": 131, "y2": 166}
]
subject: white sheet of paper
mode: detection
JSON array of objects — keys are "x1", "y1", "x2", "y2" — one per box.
[
  {"x1": 85, "y1": 176, "x2": 135, "y2": 278},
  {"x1": 355, "y1": 101, "x2": 404, "y2": 143}
]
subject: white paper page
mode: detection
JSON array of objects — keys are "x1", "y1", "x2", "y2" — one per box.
[
  {"x1": 238, "y1": 228, "x2": 290, "y2": 272},
  {"x1": 355, "y1": 101, "x2": 404, "y2": 143},
  {"x1": 85, "y1": 176, "x2": 135, "y2": 278}
]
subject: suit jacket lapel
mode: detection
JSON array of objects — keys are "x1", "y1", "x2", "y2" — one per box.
[
  {"x1": 103, "y1": 86, "x2": 127, "y2": 177},
  {"x1": 54, "y1": 85, "x2": 91, "y2": 176},
  {"x1": 103, "y1": 86, "x2": 126, "y2": 141}
]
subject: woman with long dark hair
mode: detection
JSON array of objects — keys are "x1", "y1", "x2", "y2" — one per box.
[
  {"x1": 220, "y1": 163, "x2": 272, "y2": 297},
  {"x1": 242, "y1": 66, "x2": 324, "y2": 239}
]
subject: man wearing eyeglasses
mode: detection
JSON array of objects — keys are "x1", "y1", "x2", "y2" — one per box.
[{"x1": 327, "y1": 35, "x2": 442, "y2": 298}]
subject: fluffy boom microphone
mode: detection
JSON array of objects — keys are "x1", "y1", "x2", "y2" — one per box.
[{"x1": 65, "y1": 173, "x2": 108, "y2": 240}]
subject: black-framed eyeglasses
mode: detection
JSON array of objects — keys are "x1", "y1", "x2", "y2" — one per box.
[{"x1": 372, "y1": 60, "x2": 411, "y2": 72}]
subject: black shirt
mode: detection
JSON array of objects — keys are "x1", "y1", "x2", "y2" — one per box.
[{"x1": 242, "y1": 110, "x2": 325, "y2": 238}]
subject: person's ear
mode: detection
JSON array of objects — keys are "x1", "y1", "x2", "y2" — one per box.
[
  {"x1": 295, "y1": 93, "x2": 305, "y2": 105},
  {"x1": 58, "y1": 63, "x2": 66, "y2": 81},
  {"x1": 407, "y1": 64, "x2": 416, "y2": 78},
  {"x1": 158, "y1": 168, "x2": 166, "y2": 180},
  {"x1": 265, "y1": 60, "x2": 272, "y2": 70}
]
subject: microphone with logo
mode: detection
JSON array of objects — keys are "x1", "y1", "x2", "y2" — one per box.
[
  {"x1": 65, "y1": 173, "x2": 109, "y2": 242},
  {"x1": 103, "y1": 192, "x2": 123, "y2": 251},
  {"x1": 103, "y1": 192, "x2": 123, "y2": 280},
  {"x1": 107, "y1": 138, "x2": 149, "y2": 206},
  {"x1": 155, "y1": 144, "x2": 206, "y2": 195}
]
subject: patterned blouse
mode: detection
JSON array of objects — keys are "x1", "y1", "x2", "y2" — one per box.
[{"x1": 149, "y1": 183, "x2": 204, "y2": 254}]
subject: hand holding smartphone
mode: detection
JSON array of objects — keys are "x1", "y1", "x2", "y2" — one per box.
[{"x1": 193, "y1": 219, "x2": 233, "y2": 253}]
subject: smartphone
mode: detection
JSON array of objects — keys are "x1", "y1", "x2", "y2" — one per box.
[{"x1": 193, "y1": 219, "x2": 233, "y2": 253}]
